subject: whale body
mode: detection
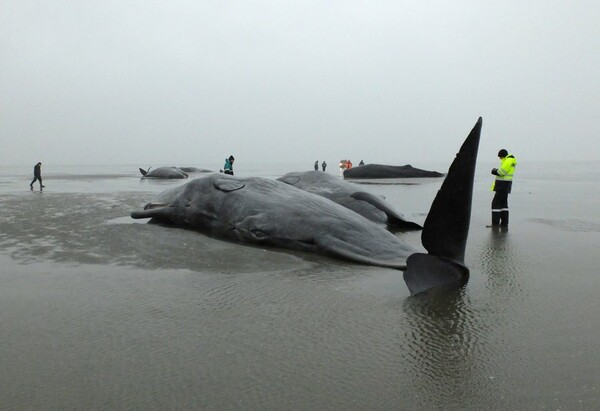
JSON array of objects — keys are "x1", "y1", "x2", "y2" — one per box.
[
  {"x1": 344, "y1": 164, "x2": 443, "y2": 179},
  {"x1": 277, "y1": 170, "x2": 422, "y2": 231}
]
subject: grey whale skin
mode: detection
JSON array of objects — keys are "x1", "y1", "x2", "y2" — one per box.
[
  {"x1": 132, "y1": 118, "x2": 482, "y2": 295},
  {"x1": 139, "y1": 167, "x2": 189, "y2": 179},
  {"x1": 139, "y1": 167, "x2": 212, "y2": 179},
  {"x1": 343, "y1": 164, "x2": 444, "y2": 179},
  {"x1": 277, "y1": 170, "x2": 422, "y2": 231}
]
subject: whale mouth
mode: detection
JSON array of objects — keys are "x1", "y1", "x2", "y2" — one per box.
[{"x1": 143, "y1": 202, "x2": 169, "y2": 210}]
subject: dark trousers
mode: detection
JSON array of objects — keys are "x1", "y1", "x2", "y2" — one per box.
[
  {"x1": 30, "y1": 176, "x2": 43, "y2": 188},
  {"x1": 491, "y1": 190, "x2": 509, "y2": 226}
]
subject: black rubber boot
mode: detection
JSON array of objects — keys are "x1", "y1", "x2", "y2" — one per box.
[
  {"x1": 500, "y1": 210, "x2": 509, "y2": 226},
  {"x1": 491, "y1": 211, "x2": 500, "y2": 226}
]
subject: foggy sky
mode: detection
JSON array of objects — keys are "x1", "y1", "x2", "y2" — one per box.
[{"x1": 1, "y1": 0, "x2": 599, "y2": 167}]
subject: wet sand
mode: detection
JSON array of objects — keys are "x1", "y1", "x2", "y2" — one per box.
[{"x1": 1, "y1": 163, "x2": 599, "y2": 409}]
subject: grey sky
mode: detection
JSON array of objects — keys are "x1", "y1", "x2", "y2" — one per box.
[{"x1": 1, "y1": 0, "x2": 599, "y2": 166}]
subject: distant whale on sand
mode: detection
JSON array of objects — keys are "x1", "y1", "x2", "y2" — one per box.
[
  {"x1": 139, "y1": 166, "x2": 212, "y2": 179},
  {"x1": 132, "y1": 117, "x2": 482, "y2": 295},
  {"x1": 277, "y1": 170, "x2": 422, "y2": 231},
  {"x1": 139, "y1": 167, "x2": 189, "y2": 179},
  {"x1": 344, "y1": 164, "x2": 444, "y2": 179},
  {"x1": 178, "y1": 167, "x2": 212, "y2": 173}
]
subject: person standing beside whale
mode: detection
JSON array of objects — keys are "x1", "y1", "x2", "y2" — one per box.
[
  {"x1": 490, "y1": 149, "x2": 517, "y2": 227},
  {"x1": 223, "y1": 155, "x2": 235, "y2": 175},
  {"x1": 30, "y1": 162, "x2": 45, "y2": 191}
]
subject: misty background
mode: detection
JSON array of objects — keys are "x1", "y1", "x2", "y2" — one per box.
[{"x1": 1, "y1": 0, "x2": 598, "y2": 167}]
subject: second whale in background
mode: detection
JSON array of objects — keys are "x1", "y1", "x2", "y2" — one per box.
[
  {"x1": 277, "y1": 170, "x2": 422, "y2": 232},
  {"x1": 344, "y1": 164, "x2": 444, "y2": 179}
]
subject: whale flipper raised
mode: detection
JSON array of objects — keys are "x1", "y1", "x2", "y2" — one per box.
[
  {"x1": 404, "y1": 117, "x2": 482, "y2": 295},
  {"x1": 350, "y1": 191, "x2": 423, "y2": 231}
]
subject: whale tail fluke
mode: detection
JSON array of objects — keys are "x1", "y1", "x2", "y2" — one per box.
[{"x1": 404, "y1": 117, "x2": 482, "y2": 295}]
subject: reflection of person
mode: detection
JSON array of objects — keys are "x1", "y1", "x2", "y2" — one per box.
[
  {"x1": 490, "y1": 149, "x2": 517, "y2": 227},
  {"x1": 30, "y1": 162, "x2": 45, "y2": 191},
  {"x1": 314, "y1": 160, "x2": 318, "y2": 171},
  {"x1": 321, "y1": 161, "x2": 327, "y2": 172},
  {"x1": 224, "y1": 155, "x2": 235, "y2": 175}
]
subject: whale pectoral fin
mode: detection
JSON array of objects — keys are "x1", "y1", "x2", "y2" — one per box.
[
  {"x1": 139, "y1": 168, "x2": 147, "y2": 176},
  {"x1": 350, "y1": 191, "x2": 422, "y2": 231},
  {"x1": 404, "y1": 253, "x2": 469, "y2": 296},
  {"x1": 314, "y1": 234, "x2": 408, "y2": 269},
  {"x1": 214, "y1": 178, "x2": 245, "y2": 192}
]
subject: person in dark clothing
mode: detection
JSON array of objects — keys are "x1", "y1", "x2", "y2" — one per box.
[
  {"x1": 321, "y1": 161, "x2": 327, "y2": 172},
  {"x1": 223, "y1": 155, "x2": 235, "y2": 175},
  {"x1": 30, "y1": 162, "x2": 45, "y2": 191},
  {"x1": 359, "y1": 160, "x2": 365, "y2": 166},
  {"x1": 490, "y1": 149, "x2": 517, "y2": 227},
  {"x1": 314, "y1": 161, "x2": 319, "y2": 171}
]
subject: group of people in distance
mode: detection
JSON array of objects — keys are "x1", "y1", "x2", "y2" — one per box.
[{"x1": 28, "y1": 148, "x2": 516, "y2": 227}]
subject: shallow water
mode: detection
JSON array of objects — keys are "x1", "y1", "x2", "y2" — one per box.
[{"x1": 1, "y1": 161, "x2": 599, "y2": 409}]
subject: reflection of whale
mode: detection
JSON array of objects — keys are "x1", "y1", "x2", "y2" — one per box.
[
  {"x1": 344, "y1": 164, "x2": 444, "y2": 179},
  {"x1": 277, "y1": 170, "x2": 422, "y2": 231},
  {"x1": 132, "y1": 118, "x2": 481, "y2": 295}
]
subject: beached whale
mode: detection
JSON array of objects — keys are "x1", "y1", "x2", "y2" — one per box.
[
  {"x1": 277, "y1": 170, "x2": 422, "y2": 231},
  {"x1": 132, "y1": 118, "x2": 482, "y2": 295},
  {"x1": 139, "y1": 167, "x2": 189, "y2": 179},
  {"x1": 343, "y1": 164, "x2": 444, "y2": 179},
  {"x1": 178, "y1": 167, "x2": 213, "y2": 173}
]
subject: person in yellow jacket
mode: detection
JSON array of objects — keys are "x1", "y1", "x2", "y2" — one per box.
[{"x1": 490, "y1": 149, "x2": 517, "y2": 227}]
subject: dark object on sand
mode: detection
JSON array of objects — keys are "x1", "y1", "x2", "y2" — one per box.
[{"x1": 343, "y1": 164, "x2": 444, "y2": 179}]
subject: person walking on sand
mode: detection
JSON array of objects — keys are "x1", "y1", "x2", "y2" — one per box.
[
  {"x1": 30, "y1": 162, "x2": 45, "y2": 191},
  {"x1": 314, "y1": 160, "x2": 319, "y2": 171},
  {"x1": 489, "y1": 149, "x2": 517, "y2": 227},
  {"x1": 321, "y1": 161, "x2": 327, "y2": 172},
  {"x1": 223, "y1": 155, "x2": 235, "y2": 175}
]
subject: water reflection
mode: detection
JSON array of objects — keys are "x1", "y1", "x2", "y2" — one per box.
[
  {"x1": 401, "y1": 290, "x2": 494, "y2": 408},
  {"x1": 481, "y1": 227, "x2": 523, "y2": 295},
  {"x1": 398, "y1": 228, "x2": 528, "y2": 408}
]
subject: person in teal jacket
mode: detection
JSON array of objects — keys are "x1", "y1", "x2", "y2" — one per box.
[
  {"x1": 223, "y1": 155, "x2": 235, "y2": 175},
  {"x1": 490, "y1": 149, "x2": 517, "y2": 227}
]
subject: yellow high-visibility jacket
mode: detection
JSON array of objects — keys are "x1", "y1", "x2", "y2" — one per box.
[{"x1": 491, "y1": 154, "x2": 517, "y2": 192}]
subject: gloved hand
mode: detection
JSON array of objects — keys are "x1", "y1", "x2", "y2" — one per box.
[{"x1": 491, "y1": 168, "x2": 498, "y2": 175}]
